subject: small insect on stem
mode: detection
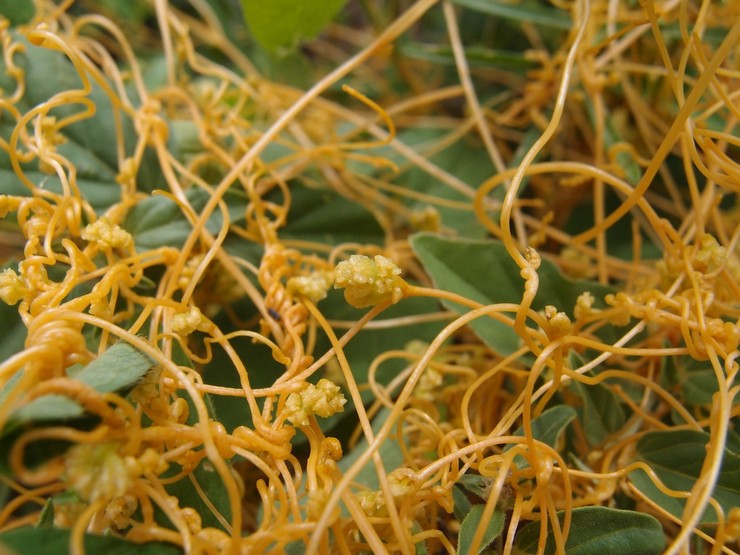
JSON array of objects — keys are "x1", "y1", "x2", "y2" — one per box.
[{"x1": 268, "y1": 308, "x2": 281, "y2": 321}]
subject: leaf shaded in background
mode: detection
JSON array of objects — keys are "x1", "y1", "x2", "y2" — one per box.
[
  {"x1": 410, "y1": 233, "x2": 615, "y2": 355},
  {"x1": 567, "y1": 353, "x2": 626, "y2": 447},
  {"x1": 0, "y1": 285, "x2": 26, "y2": 363},
  {"x1": 0, "y1": 0, "x2": 35, "y2": 25},
  {"x1": 506, "y1": 404, "x2": 577, "y2": 468},
  {"x1": 452, "y1": 0, "x2": 571, "y2": 30},
  {"x1": 240, "y1": 0, "x2": 348, "y2": 53},
  {"x1": 124, "y1": 188, "x2": 248, "y2": 251},
  {"x1": 0, "y1": 527, "x2": 182, "y2": 555},
  {"x1": 0, "y1": 35, "x2": 165, "y2": 211},
  {"x1": 337, "y1": 407, "x2": 404, "y2": 492}
]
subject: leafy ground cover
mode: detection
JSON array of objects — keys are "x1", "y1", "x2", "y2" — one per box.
[{"x1": 0, "y1": 0, "x2": 738, "y2": 553}]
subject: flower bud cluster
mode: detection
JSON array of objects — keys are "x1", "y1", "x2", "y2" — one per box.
[
  {"x1": 355, "y1": 467, "x2": 418, "y2": 516},
  {"x1": 285, "y1": 379, "x2": 347, "y2": 426},
  {"x1": 0, "y1": 268, "x2": 28, "y2": 305},
  {"x1": 334, "y1": 254, "x2": 408, "y2": 308},
  {"x1": 287, "y1": 270, "x2": 334, "y2": 303},
  {"x1": 65, "y1": 443, "x2": 167, "y2": 503},
  {"x1": 172, "y1": 305, "x2": 209, "y2": 336},
  {"x1": 81, "y1": 217, "x2": 134, "y2": 251}
]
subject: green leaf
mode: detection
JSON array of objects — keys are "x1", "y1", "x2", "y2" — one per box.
[
  {"x1": 124, "y1": 188, "x2": 248, "y2": 251},
  {"x1": 584, "y1": 97, "x2": 641, "y2": 187},
  {"x1": 453, "y1": 0, "x2": 572, "y2": 30},
  {"x1": 682, "y1": 366, "x2": 720, "y2": 406},
  {"x1": 12, "y1": 395, "x2": 86, "y2": 423},
  {"x1": 660, "y1": 355, "x2": 729, "y2": 421},
  {"x1": 279, "y1": 184, "x2": 384, "y2": 246},
  {"x1": 673, "y1": 357, "x2": 732, "y2": 407},
  {"x1": 88, "y1": 0, "x2": 153, "y2": 27},
  {"x1": 567, "y1": 354, "x2": 626, "y2": 447},
  {"x1": 659, "y1": 347, "x2": 679, "y2": 390},
  {"x1": 123, "y1": 193, "x2": 194, "y2": 249},
  {"x1": 0, "y1": 130, "x2": 123, "y2": 211},
  {"x1": 0, "y1": 0, "x2": 35, "y2": 25},
  {"x1": 727, "y1": 420, "x2": 740, "y2": 455},
  {"x1": 452, "y1": 484, "x2": 474, "y2": 521},
  {"x1": 337, "y1": 407, "x2": 405, "y2": 491},
  {"x1": 284, "y1": 540, "x2": 307, "y2": 555},
  {"x1": 0, "y1": 427, "x2": 78, "y2": 477},
  {"x1": 457, "y1": 504, "x2": 505, "y2": 554},
  {"x1": 506, "y1": 404, "x2": 577, "y2": 468},
  {"x1": 514, "y1": 507, "x2": 665, "y2": 555},
  {"x1": 604, "y1": 117, "x2": 642, "y2": 186},
  {"x1": 510, "y1": 404, "x2": 577, "y2": 449},
  {"x1": 630, "y1": 429, "x2": 740, "y2": 524},
  {"x1": 0, "y1": 288, "x2": 26, "y2": 362},
  {"x1": 411, "y1": 521, "x2": 430, "y2": 555},
  {"x1": 199, "y1": 316, "x2": 282, "y2": 432},
  {"x1": 161, "y1": 458, "x2": 233, "y2": 531},
  {"x1": 36, "y1": 500, "x2": 54, "y2": 529},
  {"x1": 240, "y1": 0, "x2": 348, "y2": 53},
  {"x1": 379, "y1": 128, "x2": 495, "y2": 239},
  {"x1": 399, "y1": 44, "x2": 538, "y2": 72},
  {"x1": 576, "y1": 380, "x2": 626, "y2": 446},
  {"x1": 0, "y1": 527, "x2": 182, "y2": 555},
  {"x1": 8, "y1": 343, "x2": 155, "y2": 425},
  {"x1": 456, "y1": 474, "x2": 492, "y2": 500},
  {"x1": 409, "y1": 233, "x2": 615, "y2": 355},
  {"x1": 71, "y1": 342, "x2": 155, "y2": 392},
  {"x1": 0, "y1": 35, "x2": 165, "y2": 211}
]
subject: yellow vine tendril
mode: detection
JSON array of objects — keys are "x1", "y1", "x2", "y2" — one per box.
[{"x1": 0, "y1": 0, "x2": 737, "y2": 554}]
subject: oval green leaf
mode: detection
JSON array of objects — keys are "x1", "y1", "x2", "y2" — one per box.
[
  {"x1": 514, "y1": 507, "x2": 665, "y2": 555},
  {"x1": 571, "y1": 381, "x2": 625, "y2": 447},
  {"x1": 409, "y1": 233, "x2": 615, "y2": 356},
  {"x1": 240, "y1": 0, "x2": 348, "y2": 53},
  {"x1": 630, "y1": 429, "x2": 740, "y2": 524},
  {"x1": 0, "y1": 0, "x2": 35, "y2": 25},
  {"x1": 506, "y1": 404, "x2": 577, "y2": 469},
  {"x1": 0, "y1": 527, "x2": 181, "y2": 555},
  {"x1": 0, "y1": 35, "x2": 165, "y2": 211},
  {"x1": 510, "y1": 404, "x2": 577, "y2": 448},
  {"x1": 457, "y1": 504, "x2": 505, "y2": 554},
  {"x1": 452, "y1": 0, "x2": 571, "y2": 30},
  {"x1": 7, "y1": 342, "x2": 155, "y2": 426}
]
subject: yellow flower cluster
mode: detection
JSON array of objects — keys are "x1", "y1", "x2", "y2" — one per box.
[
  {"x1": 284, "y1": 379, "x2": 347, "y2": 426},
  {"x1": 306, "y1": 489, "x2": 339, "y2": 523},
  {"x1": 410, "y1": 205, "x2": 441, "y2": 232},
  {"x1": 287, "y1": 270, "x2": 334, "y2": 303},
  {"x1": 0, "y1": 268, "x2": 28, "y2": 305},
  {"x1": 544, "y1": 305, "x2": 572, "y2": 336},
  {"x1": 333, "y1": 254, "x2": 408, "y2": 308},
  {"x1": 413, "y1": 366, "x2": 443, "y2": 402},
  {"x1": 103, "y1": 495, "x2": 137, "y2": 530},
  {"x1": 693, "y1": 233, "x2": 727, "y2": 273},
  {"x1": 65, "y1": 443, "x2": 127, "y2": 503},
  {"x1": 574, "y1": 291, "x2": 595, "y2": 320},
  {"x1": 171, "y1": 305, "x2": 208, "y2": 336},
  {"x1": 81, "y1": 217, "x2": 134, "y2": 251},
  {"x1": 65, "y1": 442, "x2": 168, "y2": 504},
  {"x1": 355, "y1": 490, "x2": 387, "y2": 517},
  {"x1": 355, "y1": 467, "x2": 418, "y2": 516}
]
